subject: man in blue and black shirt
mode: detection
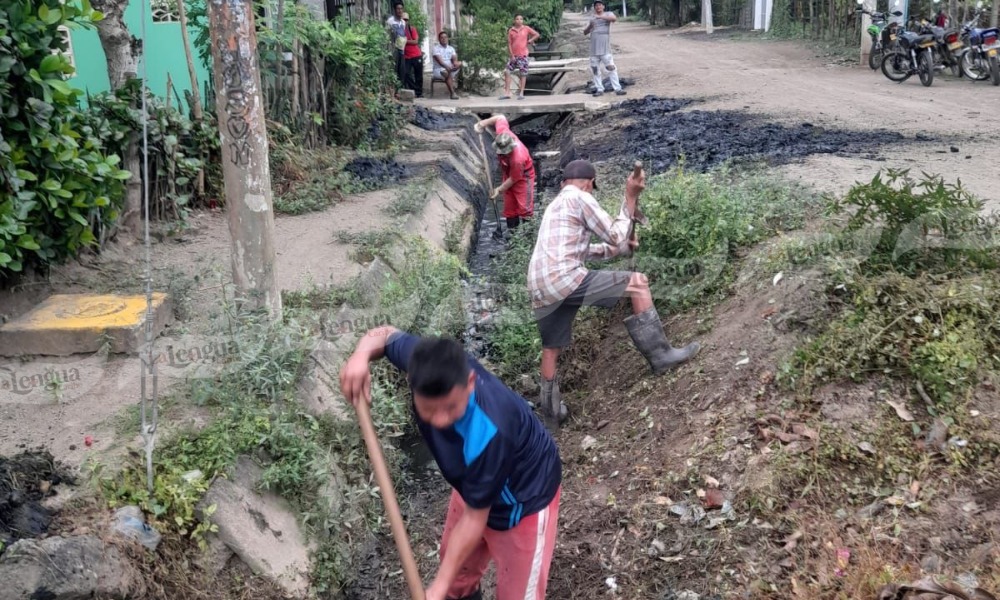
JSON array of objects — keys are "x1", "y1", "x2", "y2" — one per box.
[{"x1": 340, "y1": 326, "x2": 562, "y2": 600}]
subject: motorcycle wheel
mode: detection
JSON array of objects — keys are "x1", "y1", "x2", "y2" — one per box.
[
  {"x1": 961, "y1": 51, "x2": 989, "y2": 81},
  {"x1": 869, "y1": 42, "x2": 881, "y2": 70},
  {"x1": 881, "y1": 51, "x2": 911, "y2": 82},
  {"x1": 919, "y1": 49, "x2": 935, "y2": 86},
  {"x1": 990, "y1": 54, "x2": 1000, "y2": 86}
]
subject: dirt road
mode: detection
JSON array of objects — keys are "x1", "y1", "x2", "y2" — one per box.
[{"x1": 562, "y1": 13, "x2": 999, "y2": 206}]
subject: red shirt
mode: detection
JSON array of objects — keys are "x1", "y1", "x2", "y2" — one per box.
[
  {"x1": 508, "y1": 25, "x2": 539, "y2": 58},
  {"x1": 404, "y1": 26, "x2": 422, "y2": 59},
  {"x1": 495, "y1": 116, "x2": 535, "y2": 218}
]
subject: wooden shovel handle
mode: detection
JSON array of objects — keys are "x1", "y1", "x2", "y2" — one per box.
[{"x1": 355, "y1": 399, "x2": 425, "y2": 600}]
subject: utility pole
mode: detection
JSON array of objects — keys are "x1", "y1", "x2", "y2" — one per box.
[
  {"x1": 206, "y1": 0, "x2": 283, "y2": 319},
  {"x1": 859, "y1": 0, "x2": 872, "y2": 67}
]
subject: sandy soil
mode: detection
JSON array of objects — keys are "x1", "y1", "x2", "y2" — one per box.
[
  {"x1": 0, "y1": 186, "x2": 398, "y2": 469},
  {"x1": 560, "y1": 13, "x2": 999, "y2": 209}
]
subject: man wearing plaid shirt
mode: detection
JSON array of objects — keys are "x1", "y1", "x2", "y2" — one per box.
[{"x1": 527, "y1": 160, "x2": 701, "y2": 427}]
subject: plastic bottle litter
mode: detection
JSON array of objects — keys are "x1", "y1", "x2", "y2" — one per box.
[{"x1": 112, "y1": 505, "x2": 162, "y2": 551}]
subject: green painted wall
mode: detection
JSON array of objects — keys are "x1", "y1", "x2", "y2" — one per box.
[{"x1": 68, "y1": 1, "x2": 211, "y2": 103}]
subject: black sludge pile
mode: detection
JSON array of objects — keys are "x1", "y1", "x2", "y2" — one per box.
[
  {"x1": 1, "y1": 451, "x2": 71, "y2": 550},
  {"x1": 344, "y1": 156, "x2": 410, "y2": 186},
  {"x1": 580, "y1": 95, "x2": 908, "y2": 173}
]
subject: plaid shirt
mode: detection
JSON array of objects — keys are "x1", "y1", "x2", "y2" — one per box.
[{"x1": 527, "y1": 184, "x2": 632, "y2": 310}]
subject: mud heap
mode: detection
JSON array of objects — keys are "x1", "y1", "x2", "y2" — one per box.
[
  {"x1": 569, "y1": 95, "x2": 908, "y2": 176},
  {"x1": 344, "y1": 156, "x2": 410, "y2": 187},
  {"x1": 0, "y1": 450, "x2": 70, "y2": 551},
  {"x1": 410, "y1": 106, "x2": 470, "y2": 131}
]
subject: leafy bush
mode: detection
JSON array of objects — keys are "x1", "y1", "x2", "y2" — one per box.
[
  {"x1": 827, "y1": 169, "x2": 999, "y2": 274},
  {"x1": 87, "y1": 80, "x2": 221, "y2": 215},
  {"x1": 1, "y1": 0, "x2": 131, "y2": 276},
  {"x1": 452, "y1": 18, "x2": 509, "y2": 94},
  {"x1": 633, "y1": 164, "x2": 817, "y2": 308},
  {"x1": 464, "y1": 0, "x2": 564, "y2": 40},
  {"x1": 253, "y1": 7, "x2": 406, "y2": 148},
  {"x1": 787, "y1": 171, "x2": 1000, "y2": 410},
  {"x1": 790, "y1": 272, "x2": 997, "y2": 408}
]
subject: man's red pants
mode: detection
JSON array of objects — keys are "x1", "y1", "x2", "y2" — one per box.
[{"x1": 439, "y1": 487, "x2": 561, "y2": 600}]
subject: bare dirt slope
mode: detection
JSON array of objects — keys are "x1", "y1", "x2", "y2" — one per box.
[
  {"x1": 0, "y1": 187, "x2": 395, "y2": 469},
  {"x1": 561, "y1": 13, "x2": 999, "y2": 207}
]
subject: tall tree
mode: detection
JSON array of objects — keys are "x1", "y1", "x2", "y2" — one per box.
[{"x1": 91, "y1": 0, "x2": 142, "y2": 239}]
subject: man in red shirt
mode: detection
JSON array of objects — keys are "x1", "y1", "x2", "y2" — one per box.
[
  {"x1": 402, "y1": 13, "x2": 424, "y2": 98},
  {"x1": 500, "y1": 15, "x2": 540, "y2": 101},
  {"x1": 474, "y1": 113, "x2": 535, "y2": 229}
]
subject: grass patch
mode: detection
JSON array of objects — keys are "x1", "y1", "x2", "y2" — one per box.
[
  {"x1": 627, "y1": 163, "x2": 819, "y2": 310},
  {"x1": 781, "y1": 170, "x2": 1000, "y2": 413},
  {"x1": 271, "y1": 142, "x2": 399, "y2": 216},
  {"x1": 381, "y1": 236, "x2": 469, "y2": 338},
  {"x1": 385, "y1": 177, "x2": 432, "y2": 218},
  {"x1": 334, "y1": 229, "x2": 397, "y2": 264}
]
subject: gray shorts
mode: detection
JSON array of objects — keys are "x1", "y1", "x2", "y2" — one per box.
[{"x1": 533, "y1": 270, "x2": 632, "y2": 349}]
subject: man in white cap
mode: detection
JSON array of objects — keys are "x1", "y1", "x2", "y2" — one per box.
[{"x1": 527, "y1": 159, "x2": 701, "y2": 427}]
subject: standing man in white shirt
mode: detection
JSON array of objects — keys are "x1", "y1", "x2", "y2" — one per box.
[
  {"x1": 583, "y1": 0, "x2": 627, "y2": 97},
  {"x1": 386, "y1": 1, "x2": 408, "y2": 90}
]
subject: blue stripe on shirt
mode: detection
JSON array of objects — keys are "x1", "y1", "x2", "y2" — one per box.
[{"x1": 453, "y1": 391, "x2": 498, "y2": 466}]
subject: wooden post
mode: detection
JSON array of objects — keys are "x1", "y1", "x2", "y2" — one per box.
[{"x1": 206, "y1": 0, "x2": 282, "y2": 319}]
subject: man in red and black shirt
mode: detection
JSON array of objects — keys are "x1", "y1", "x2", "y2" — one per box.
[
  {"x1": 402, "y1": 12, "x2": 424, "y2": 98},
  {"x1": 474, "y1": 113, "x2": 535, "y2": 230}
]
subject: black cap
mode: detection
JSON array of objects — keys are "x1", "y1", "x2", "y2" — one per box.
[{"x1": 562, "y1": 159, "x2": 598, "y2": 189}]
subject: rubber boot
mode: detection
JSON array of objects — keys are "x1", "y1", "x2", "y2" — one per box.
[
  {"x1": 624, "y1": 307, "x2": 701, "y2": 375},
  {"x1": 540, "y1": 376, "x2": 568, "y2": 428}
]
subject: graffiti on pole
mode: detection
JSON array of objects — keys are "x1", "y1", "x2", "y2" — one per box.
[{"x1": 215, "y1": 2, "x2": 255, "y2": 169}]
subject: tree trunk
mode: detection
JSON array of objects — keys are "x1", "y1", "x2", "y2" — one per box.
[
  {"x1": 992, "y1": 0, "x2": 998, "y2": 27},
  {"x1": 177, "y1": 0, "x2": 204, "y2": 121},
  {"x1": 703, "y1": 0, "x2": 714, "y2": 32},
  {"x1": 92, "y1": 0, "x2": 142, "y2": 240},
  {"x1": 176, "y1": 0, "x2": 207, "y2": 199},
  {"x1": 206, "y1": 0, "x2": 282, "y2": 319}
]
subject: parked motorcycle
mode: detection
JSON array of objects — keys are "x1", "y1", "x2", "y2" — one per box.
[
  {"x1": 881, "y1": 27, "x2": 938, "y2": 86},
  {"x1": 957, "y1": 3, "x2": 1000, "y2": 84},
  {"x1": 856, "y1": 1, "x2": 905, "y2": 70}
]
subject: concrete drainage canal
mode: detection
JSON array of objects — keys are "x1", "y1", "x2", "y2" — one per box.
[
  {"x1": 378, "y1": 97, "x2": 921, "y2": 598},
  {"x1": 0, "y1": 98, "x2": 921, "y2": 600}
]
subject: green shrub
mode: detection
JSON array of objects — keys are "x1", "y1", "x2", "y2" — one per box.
[
  {"x1": 87, "y1": 79, "x2": 221, "y2": 215},
  {"x1": 827, "y1": 169, "x2": 999, "y2": 274},
  {"x1": 787, "y1": 171, "x2": 1000, "y2": 410},
  {"x1": 790, "y1": 272, "x2": 998, "y2": 408},
  {"x1": 464, "y1": 0, "x2": 564, "y2": 40},
  {"x1": 1, "y1": 0, "x2": 131, "y2": 277},
  {"x1": 633, "y1": 164, "x2": 817, "y2": 308},
  {"x1": 452, "y1": 18, "x2": 509, "y2": 94}
]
